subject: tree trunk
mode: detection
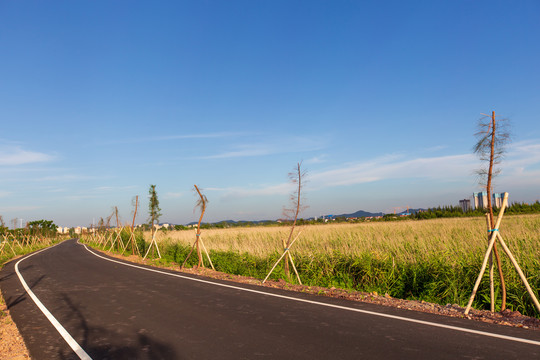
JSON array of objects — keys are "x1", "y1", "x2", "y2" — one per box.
[
  {"x1": 487, "y1": 111, "x2": 506, "y2": 311},
  {"x1": 283, "y1": 163, "x2": 302, "y2": 279}
]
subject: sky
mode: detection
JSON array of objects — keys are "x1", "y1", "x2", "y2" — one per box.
[{"x1": 1, "y1": 1, "x2": 539, "y2": 228}]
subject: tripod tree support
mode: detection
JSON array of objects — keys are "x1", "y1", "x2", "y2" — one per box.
[
  {"x1": 122, "y1": 195, "x2": 141, "y2": 256},
  {"x1": 145, "y1": 185, "x2": 162, "y2": 259},
  {"x1": 262, "y1": 230, "x2": 303, "y2": 284},
  {"x1": 465, "y1": 193, "x2": 540, "y2": 315},
  {"x1": 182, "y1": 233, "x2": 215, "y2": 270},
  {"x1": 143, "y1": 230, "x2": 161, "y2": 259}
]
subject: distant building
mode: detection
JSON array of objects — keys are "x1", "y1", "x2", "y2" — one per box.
[
  {"x1": 459, "y1": 199, "x2": 471, "y2": 212},
  {"x1": 472, "y1": 191, "x2": 506, "y2": 209},
  {"x1": 472, "y1": 192, "x2": 488, "y2": 209},
  {"x1": 56, "y1": 226, "x2": 70, "y2": 234},
  {"x1": 493, "y1": 193, "x2": 504, "y2": 208}
]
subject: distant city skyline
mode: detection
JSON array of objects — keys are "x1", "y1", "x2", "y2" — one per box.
[{"x1": 1, "y1": 1, "x2": 539, "y2": 227}]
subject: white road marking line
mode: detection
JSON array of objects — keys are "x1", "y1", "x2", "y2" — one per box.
[
  {"x1": 80, "y1": 242, "x2": 540, "y2": 347},
  {"x1": 15, "y1": 245, "x2": 92, "y2": 360}
]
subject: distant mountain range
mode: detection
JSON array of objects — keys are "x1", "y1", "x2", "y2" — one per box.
[
  {"x1": 181, "y1": 208, "x2": 427, "y2": 226},
  {"x1": 331, "y1": 210, "x2": 384, "y2": 218},
  {"x1": 322, "y1": 208, "x2": 426, "y2": 219},
  {"x1": 186, "y1": 219, "x2": 273, "y2": 226}
]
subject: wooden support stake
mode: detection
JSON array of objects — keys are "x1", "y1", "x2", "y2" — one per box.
[
  {"x1": 486, "y1": 213, "x2": 495, "y2": 312},
  {"x1": 181, "y1": 239, "x2": 197, "y2": 268},
  {"x1": 288, "y1": 252, "x2": 302, "y2": 285},
  {"x1": 262, "y1": 230, "x2": 303, "y2": 284},
  {"x1": 143, "y1": 231, "x2": 161, "y2": 259},
  {"x1": 199, "y1": 236, "x2": 215, "y2": 271},
  {"x1": 109, "y1": 227, "x2": 123, "y2": 252},
  {"x1": 495, "y1": 232, "x2": 540, "y2": 313},
  {"x1": 1, "y1": 235, "x2": 17, "y2": 255}
]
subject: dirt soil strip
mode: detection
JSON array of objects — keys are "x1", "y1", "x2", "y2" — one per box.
[{"x1": 1, "y1": 279, "x2": 30, "y2": 359}]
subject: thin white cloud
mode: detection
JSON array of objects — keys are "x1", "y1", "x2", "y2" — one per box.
[
  {"x1": 0, "y1": 205, "x2": 41, "y2": 212},
  {"x1": 503, "y1": 140, "x2": 540, "y2": 168},
  {"x1": 100, "y1": 132, "x2": 248, "y2": 145},
  {"x1": 65, "y1": 185, "x2": 138, "y2": 201},
  {"x1": 200, "y1": 135, "x2": 326, "y2": 159},
  {"x1": 207, "y1": 183, "x2": 294, "y2": 201},
  {"x1": 0, "y1": 191, "x2": 11, "y2": 198},
  {"x1": 309, "y1": 153, "x2": 477, "y2": 189},
  {"x1": 34, "y1": 174, "x2": 99, "y2": 182},
  {"x1": 495, "y1": 139, "x2": 540, "y2": 189},
  {"x1": 205, "y1": 152, "x2": 477, "y2": 201},
  {"x1": 67, "y1": 195, "x2": 98, "y2": 201},
  {"x1": 93, "y1": 185, "x2": 138, "y2": 193},
  {"x1": 201, "y1": 145, "x2": 272, "y2": 159},
  {"x1": 0, "y1": 146, "x2": 54, "y2": 165},
  {"x1": 423, "y1": 145, "x2": 448, "y2": 152},
  {"x1": 305, "y1": 155, "x2": 328, "y2": 164},
  {"x1": 307, "y1": 139, "x2": 540, "y2": 191},
  {"x1": 164, "y1": 192, "x2": 184, "y2": 199},
  {"x1": 185, "y1": 140, "x2": 540, "y2": 204}
]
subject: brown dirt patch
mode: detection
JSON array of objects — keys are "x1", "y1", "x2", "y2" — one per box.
[{"x1": 0, "y1": 289, "x2": 30, "y2": 359}]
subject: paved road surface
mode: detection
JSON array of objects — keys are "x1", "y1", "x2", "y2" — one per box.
[{"x1": 1, "y1": 239, "x2": 540, "y2": 359}]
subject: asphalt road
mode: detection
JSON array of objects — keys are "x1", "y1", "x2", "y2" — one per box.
[{"x1": 1, "y1": 239, "x2": 540, "y2": 359}]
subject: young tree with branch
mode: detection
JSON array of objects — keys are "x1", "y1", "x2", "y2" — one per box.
[
  {"x1": 193, "y1": 185, "x2": 208, "y2": 267},
  {"x1": 282, "y1": 162, "x2": 308, "y2": 279},
  {"x1": 181, "y1": 185, "x2": 212, "y2": 269},
  {"x1": 474, "y1": 110, "x2": 510, "y2": 310},
  {"x1": 148, "y1": 185, "x2": 162, "y2": 236},
  {"x1": 128, "y1": 195, "x2": 140, "y2": 255},
  {"x1": 146, "y1": 184, "x2": 162, "y2": 259}
]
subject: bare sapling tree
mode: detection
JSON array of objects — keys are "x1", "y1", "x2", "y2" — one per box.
[
  {"x1": 104, "y1": 211, "x2": 114, "y2": 247},
  {"x1": 193, "y1": 185, "x2": 208, "y2": 267},
  {"x1": 129, "y1": 195, "x2": 139, "y2": 255},
  {"x1": 145, "y1": 184, "x2": 162, "y2": 259},
  {"x1": 474, "y1": 110, "x2": 510, "y2": 310},
  {"x1": 97, "y1": 217, "x2": 105, "y2": 245},
  {"x1": 262, "y1": 163, "x2": 307, "y2": 284},
  {"x1": 107, "y1": 206, "x2": 122, "y2": 251},
  {"x1": 282, "y1": 162, "x2": 308, "y2": 280},
  {"x1": 181, "y1": 185, "x2": 214, "y2": 269},
  {"x1": 114, "y1": 206, "x2": 122, "y2": 250}
]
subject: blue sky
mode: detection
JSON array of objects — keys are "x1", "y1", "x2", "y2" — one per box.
[{"x1": 1, "y1": 1, "x2": 539, "y2": 227}]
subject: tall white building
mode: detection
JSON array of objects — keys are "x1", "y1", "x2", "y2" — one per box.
[
  {"x1": 472, "y1": 191, "x2": 506, "y2": 209},
  {"x1": 472, "y1": 192, "x2": 488, "y2": 209},
  {"x1": 493, "y1": 193, "x2": 504, "y2": 208}
]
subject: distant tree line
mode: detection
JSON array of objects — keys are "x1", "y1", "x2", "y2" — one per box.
[
  {"x1": 408, "y1": 201, "x2": 540, "y2": 220},
  {"x1": 0, "y1": 219, "x2": 58, "y2": 237}
]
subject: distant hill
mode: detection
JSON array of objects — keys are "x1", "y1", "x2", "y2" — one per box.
[
  {"x1": 396, "y1": 208, "x2": 426, "y2": 215},
  {"x1": 334, "y1": 210, "x2": 384, "y2": 218},
  {"x1": 186, "y1": 219, "x2": 273, "y2": 226},
  {"x1": 181, "y1": 208, "x2": 428, "y2": 227}
]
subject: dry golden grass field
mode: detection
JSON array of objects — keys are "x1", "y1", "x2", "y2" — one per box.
[{"x1": 145, "y1": 214, "x2": 540, "y2": 264}]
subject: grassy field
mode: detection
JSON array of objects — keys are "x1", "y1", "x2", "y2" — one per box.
[
  {"x1": 147, "y1": 215, "x2": 540, "y2": 261},
  {"x1": 89, "y1": 214, "x2": 540, "y2": 316}
]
